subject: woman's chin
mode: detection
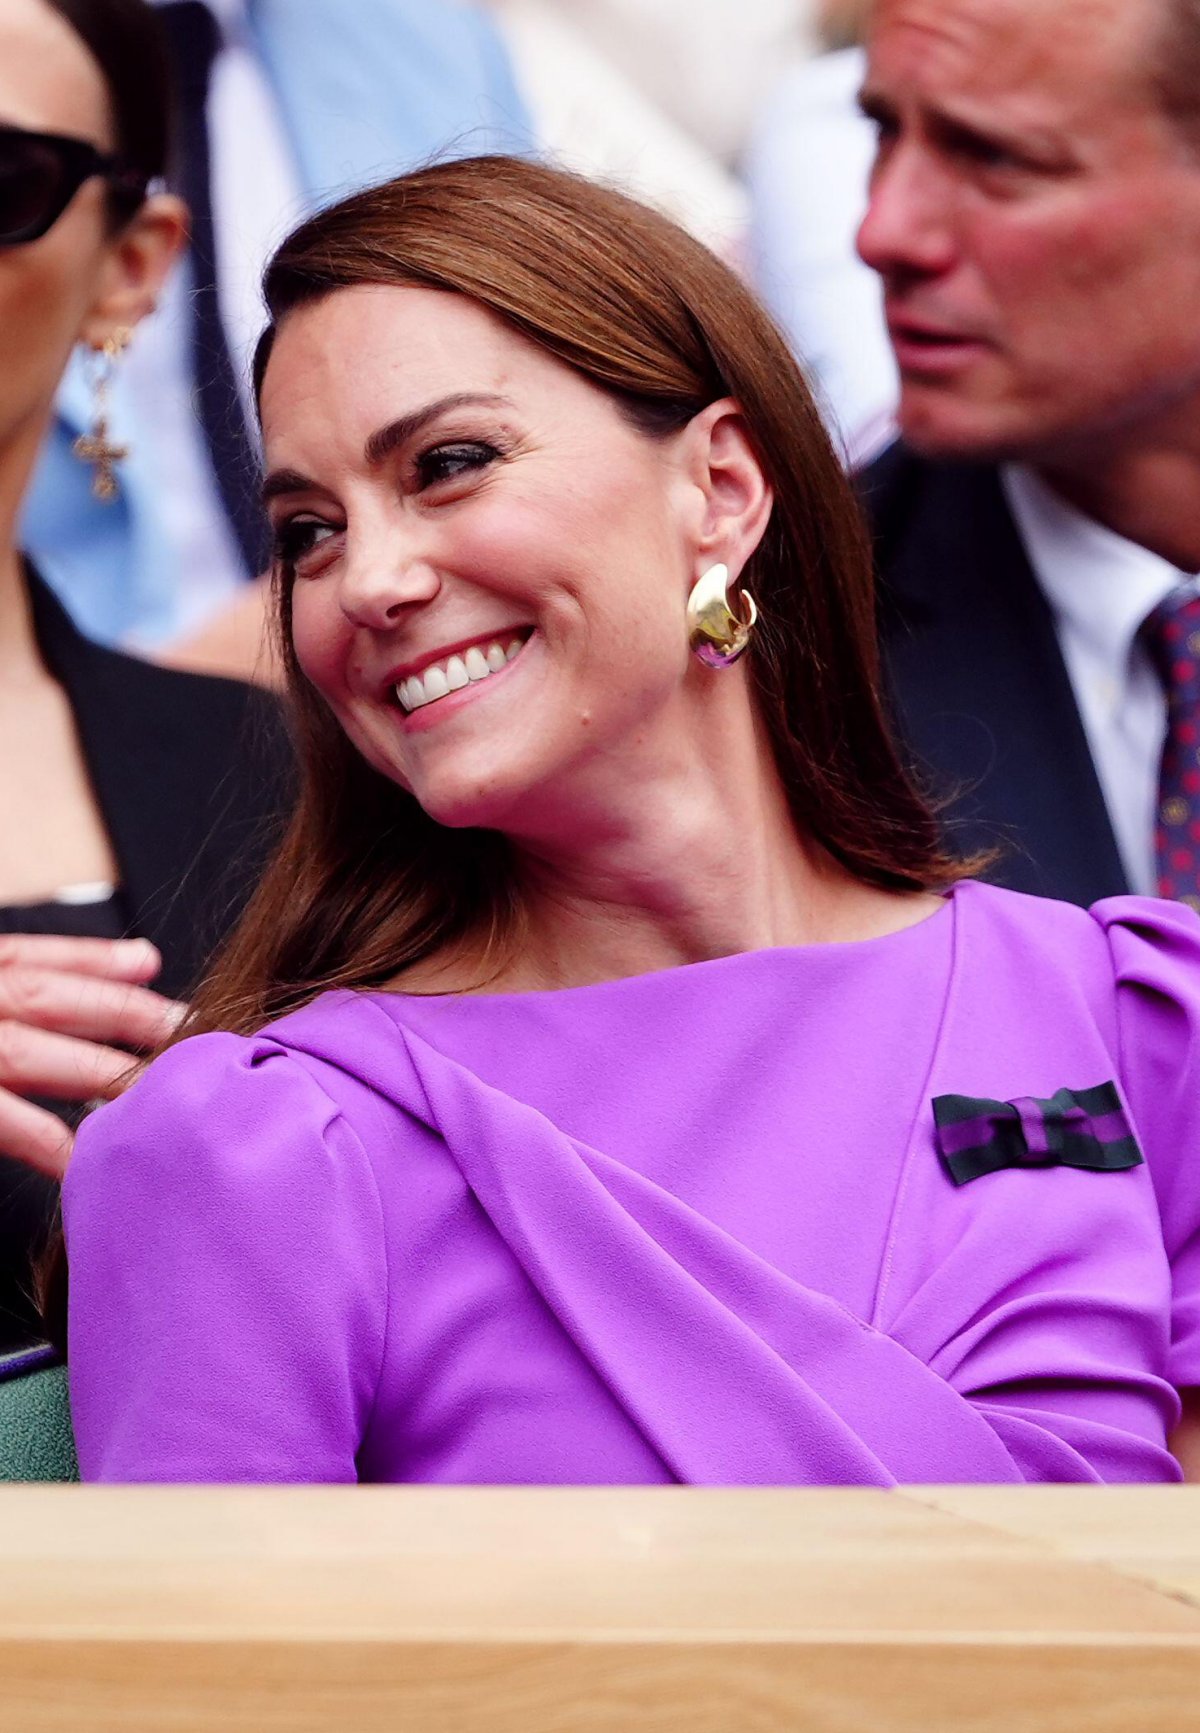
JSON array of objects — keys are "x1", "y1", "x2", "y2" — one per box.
[{"x1": 409, "y1": 767, "x2": 532, "y2": 836}]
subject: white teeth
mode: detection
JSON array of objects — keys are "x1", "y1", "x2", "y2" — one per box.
[{"x1": 395, "y1": 634, "x2": 529, "y2": 713}]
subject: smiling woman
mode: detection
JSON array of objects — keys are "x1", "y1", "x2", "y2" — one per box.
[
  {"x1": 236, "y1": 156, "x2": 960, "y2": 1000},
  {"x1": 59, "y1": 156, "x2": 1200, "y2": 1488}
]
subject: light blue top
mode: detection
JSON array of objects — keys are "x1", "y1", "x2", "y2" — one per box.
[{"x1": 22, "y1": 0, "x2": 533, "y2": 646}]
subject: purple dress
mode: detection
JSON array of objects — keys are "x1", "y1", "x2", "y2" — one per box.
[{"x1": 64, "y1": 883, "x2": 1200, "y2": 1484}]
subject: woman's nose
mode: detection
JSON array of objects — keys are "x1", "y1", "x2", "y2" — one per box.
[{"x1": 335, "y1": 542, "x2": 441, "y2": 630}]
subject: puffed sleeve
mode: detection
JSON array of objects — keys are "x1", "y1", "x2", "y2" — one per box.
[
  {"x1": 63, "y1": 1032, "x2": 389, "y2": 1482},
  {"x1": 1094, "y1": 896, "x2": 1200, "y2": 1391}
]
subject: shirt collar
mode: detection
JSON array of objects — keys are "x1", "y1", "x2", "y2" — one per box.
[{"x1": 1002, "y1": 462, "x2": 1197, "y2": 671}]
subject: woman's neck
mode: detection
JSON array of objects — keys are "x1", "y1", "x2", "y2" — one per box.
[
  {"x1": 0, "y1": 546, "x2": 44, "y2": 684},
  {"x1": 0, "y1": 415, "x2": 54, "y2": 682},
  {"x1": 403, "y1": 696, "x2": 941, "y2": 995},
  {"x1": 507, "y1": 805, "x2": 934, "y2": 994}
]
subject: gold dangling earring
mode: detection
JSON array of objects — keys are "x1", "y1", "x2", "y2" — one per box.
[
  {"x1": 72, "y1": 329, "x2": 132, "y2": 502},
  {"x1": 686, "y1": 562, "x2": 759, "y2": 667}
]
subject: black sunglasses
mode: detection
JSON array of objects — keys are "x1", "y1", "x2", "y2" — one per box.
[{"x1": 0, "y1": 122, "x2": 148, "y2": 246}]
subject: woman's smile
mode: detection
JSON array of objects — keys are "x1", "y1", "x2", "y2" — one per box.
[{"x1": 392, "y1": 628, "x2": 533, "y2": 722}]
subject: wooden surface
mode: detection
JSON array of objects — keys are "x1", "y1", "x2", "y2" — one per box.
[{"x1": 1, "y1": 1486, "x2": 1199, "y2": 1730}]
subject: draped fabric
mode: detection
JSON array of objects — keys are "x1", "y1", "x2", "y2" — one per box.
[{"x1": 65, "y1": 883, "x2": 1197, "y2": 1484}]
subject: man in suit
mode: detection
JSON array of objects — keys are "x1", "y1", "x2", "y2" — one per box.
[
  {"x1": 20, "y1": 0, "x2": 532, "y2": 653},
  {"x1": 855, "y1": 0, "x2": 1200, "y2": 907}
]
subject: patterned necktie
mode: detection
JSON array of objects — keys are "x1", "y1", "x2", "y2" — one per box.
[
  {"x1": 1140, "y1": 587, "x2": 1200, "y2": 907},
  {"x1": 159, "y1": 0, "x2": 267, "y2": 576}
]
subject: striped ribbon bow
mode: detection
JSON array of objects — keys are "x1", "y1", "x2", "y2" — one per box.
[{"x1": 932, "y1": 1083, "x2": 1142, "y2": 1187}]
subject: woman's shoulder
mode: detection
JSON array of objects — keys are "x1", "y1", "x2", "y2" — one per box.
[
  {"x1": 140, "y1": 989, "x2": 396, "y2": 1096},
  {"x1": 942, "y1": 883, "x2": 1200, "y2": 1085},
  {"x1": 1088, "y1": 892, "x2": 1200, "y2": 985},
  {"x1": 953, "y1": 880, "x2": 1200, "y2": 984},
  {"x1": 65, "y1": 997, "x2": 392, "y2": 1201},
  {"x1": 949, "y1": 880, "x2": 1200, "y2": 1199}
]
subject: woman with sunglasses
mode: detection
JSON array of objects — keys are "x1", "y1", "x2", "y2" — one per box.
[
  {"x1": 0, "y1": 0, "x2": 289, "y2": 1353},
  {"x1": 61, "y1": 156, "x2": 1200, "y2": 1485}
]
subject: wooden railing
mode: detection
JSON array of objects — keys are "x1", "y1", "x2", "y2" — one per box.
[{"x1": 1, "y1": 1486, "x2": 1198, "y2": 1730}]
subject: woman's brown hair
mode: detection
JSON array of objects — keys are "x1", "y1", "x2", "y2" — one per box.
[
  {"x1": 45, "y1": 0, "x2": 172, "y2": 217},
  {"x1": 185, "y1": 153, "x2": 965, "y2": 1040}
]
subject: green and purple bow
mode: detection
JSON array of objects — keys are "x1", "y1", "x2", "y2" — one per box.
[{"x1": 933, "y1": 1083, "x2": 1142, "y2": 1187}]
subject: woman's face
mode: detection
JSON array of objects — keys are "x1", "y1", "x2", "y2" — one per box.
[
  {"x1": 262, "y1": 283, "x2": 735, "y2": 842},
  {"x1": 0, "y1": 0, "x2": 121, "y2": 462}
]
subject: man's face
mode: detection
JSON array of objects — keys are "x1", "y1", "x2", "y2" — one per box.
[{"x1": 857, "y1": 0, "x2": 1200, "y2": 464}]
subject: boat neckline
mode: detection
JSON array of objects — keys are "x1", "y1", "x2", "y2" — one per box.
[{"x1": 348, "y1": 884, "x2": 961, "y2": 1006}]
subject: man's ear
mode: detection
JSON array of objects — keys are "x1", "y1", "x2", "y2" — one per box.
[
  {"x1": 680, "y1": 397, "x2": 774, "y2": 583},
  {"x1": 78, "y1": 193, "x2": 189, "y2": 350}
]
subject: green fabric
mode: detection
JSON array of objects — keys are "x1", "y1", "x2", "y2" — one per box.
[{"x1": 0, "y1": 1360, "x2": 79, "y2": 1482}]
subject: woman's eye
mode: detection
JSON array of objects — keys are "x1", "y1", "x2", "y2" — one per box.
[
  {"x1": 272, "y1": 518, "x2": 339, "y2": 568},
  {"x1": 416, "y1": 440, "x2": 500, "y2": 489}
]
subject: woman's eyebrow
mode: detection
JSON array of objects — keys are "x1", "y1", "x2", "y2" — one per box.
[
  {"x1": 260, "y1": 393, "x2": 515, "y2": 503},
  {"x1": 261, "y1": 466, "x2": 316, "y2": 506},
  {"x1": 364, "y1": 392, "x2": 514, "y2": 467}
]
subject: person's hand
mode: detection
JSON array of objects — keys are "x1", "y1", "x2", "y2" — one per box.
[{"x1": 0, "y1": 934, "x2": 186, "y2": 1178}]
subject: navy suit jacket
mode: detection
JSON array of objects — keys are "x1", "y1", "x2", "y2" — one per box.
[{"x1": 860, "y1": 442, "x2": 1129, "y2": 907}]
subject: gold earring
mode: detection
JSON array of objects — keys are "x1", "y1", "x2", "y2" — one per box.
[
  {"x1": 72, "y1": 329, "x2": 132, "y2": 501},
  {"x1": 686, "y1": 563, "x2": 759, "y2": 668}
]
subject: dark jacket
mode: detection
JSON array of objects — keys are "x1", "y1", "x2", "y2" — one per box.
[
  {"x1": 29, "y1": 566, "x2": 293, "y2": 999},
  {"x1": 860, "y1": 443, "x2": 1129, "y2": 908},
  {"x1": 0, "y1": 569, "x2": 293, "y2": 1351}
]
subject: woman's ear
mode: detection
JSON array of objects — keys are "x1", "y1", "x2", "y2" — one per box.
[
  {"x1": 78, "y1": 193, "x2": 189, "y2": 350},
  {"x1": 680, "y1": 397, "x2": 774, "y2": 582}
]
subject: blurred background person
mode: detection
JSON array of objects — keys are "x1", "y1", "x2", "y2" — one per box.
[
  {"x1": 745, "y1": 0, "x2": 893, "y2": 456},
  {"x1": 539, "y1": 0, "x2": 813, "y2": 169},
  {"x1": 857, "y1": 0, "x2": 1200, "y2": 914},
  {"x1": 488, "y1": 0, "x2": 751, "y2": 260},
  {"x1": 0, "y1": 0, "x2": 290, "y2": 1352},
  {"x1": 19, "y1": 0, "x2": 533, "y2": 676}
]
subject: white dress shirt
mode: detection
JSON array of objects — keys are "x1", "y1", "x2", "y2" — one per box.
[
  {"x1": 123, "y1": 0, "x2": 303, "y2": 643},
  {"x1": 1003, "y1": 464, "x2": 1199, "y2": 896}
]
